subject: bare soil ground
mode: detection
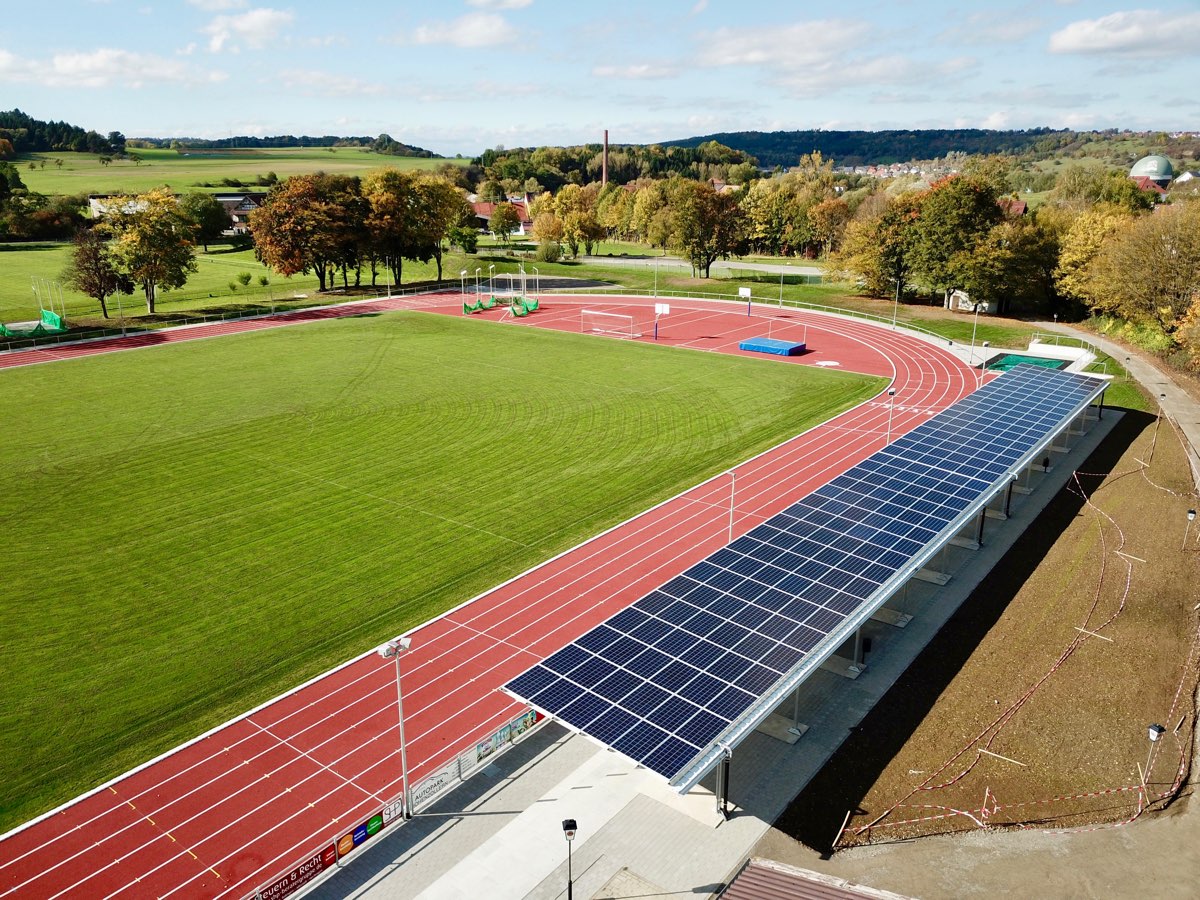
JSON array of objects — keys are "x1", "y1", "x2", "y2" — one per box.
[{"x1": 773, "y1": 408, "x2": 1200, "y2": 852}]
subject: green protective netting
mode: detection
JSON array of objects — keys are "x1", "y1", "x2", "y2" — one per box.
[
  {"x1": 1, "y1": 309, "x2": 67, "y2": 339},
  {"x1": 481, "y1": 296, "x2": 497, "y2": 309},
  {"x1": 463, "y1": 299, "x2": 482, "y2": 314},
  {"x1": 40, "y1": 309, "x2": 65, "y2": 331},
  {"x1": 511, "y1": 300, "x2": 529, "y2": 317}
]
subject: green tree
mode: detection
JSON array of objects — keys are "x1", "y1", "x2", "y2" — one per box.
[
  {"x1": 1053, "y1": 208, "x2": 1133, "y2": 306},
  {"x1": 101, "y1": 188, "x2": 198, "y2": 314},
  {"x1": 61, "y1": 229, "x2": 131, "y2": 319},
  {"x1": 807, "y1": 197, "x2": 852, "y2": 258},
  {"x1": 488, "y1": 202, "x2": 521, "y2": 246},
  {"x1": 908, "y1": 175, "x2": 1001, "y2": 299},
  {"x1": 178, "y1": 192, "x2": 231, "y2": 252},
  {"x1": 669, "y1": 180, "x2": 745, "y2": 278},
  {"x1": 411, "y1": 176, "x2": 473, "y2": 280}
]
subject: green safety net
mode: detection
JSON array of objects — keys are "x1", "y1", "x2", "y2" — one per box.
[
  {"x1": 511, "y1": 300, "x2": 529, "y2": 317},
  {"x1": 463, "y1": 299, "x2": 482, "y2": 314},
  {"x1": 481, "y1": 296, "x2": 497, "y2": 309},
  {"x1": 40, "y1": 309, "x2": 65, "y2": 331},
  {"x1": 1, "y1": 309, "x2": 67, "y2": 339}
]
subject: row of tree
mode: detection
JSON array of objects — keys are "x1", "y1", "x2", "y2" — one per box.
[
  {"x1": 249, "y1": 171, "x2": 473, "y2": 291},
  {"x1": 0, "y1": 109, "x2": 124, "y2": 156},
  {"x1": 474, "y1": 140, "x2": 759, "y2": 197}
]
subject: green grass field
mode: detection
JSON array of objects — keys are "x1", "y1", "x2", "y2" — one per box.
[
  {"x1": 14, "y1": 147, "x2": 463, "y2": 196},
  {"x1": 0, "y1": 311, "x2": 884, "y2": 830}
]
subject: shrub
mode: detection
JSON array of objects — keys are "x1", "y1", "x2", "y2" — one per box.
[
  {"x1": 535, "y1": 240, "x2": 562, "y2": 263},
  {"x1": 236, "y1": 272, "x2": 252, "y2": 286},
  {"x1": 258, "y1": 275, "x2": 269, "y2": 287}
]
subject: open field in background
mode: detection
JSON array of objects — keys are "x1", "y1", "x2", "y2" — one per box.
[
  {"x1": 0, "y1": 310, "x2": 884, "y2": 831},
  {"x1": 13, "y1": 147, "x2": 464, "y2": 196}
]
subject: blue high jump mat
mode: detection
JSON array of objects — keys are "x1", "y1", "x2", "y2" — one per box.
[{"x1": 738, "y1": 336, "x2": 807, "y2": 356}]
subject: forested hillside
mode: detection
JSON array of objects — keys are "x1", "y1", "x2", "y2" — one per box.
[{"x1": 0, "y1": 109, "x2": 123, "y2": 155}]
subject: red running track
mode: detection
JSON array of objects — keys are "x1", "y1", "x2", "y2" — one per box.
[{"x1": 0, "y1": 294, "x2": 977, "y2": 899}]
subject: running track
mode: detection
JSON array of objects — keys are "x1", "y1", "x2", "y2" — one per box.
[{"x1": 0, "y1": 294, "x2": 978, "y2": 899}]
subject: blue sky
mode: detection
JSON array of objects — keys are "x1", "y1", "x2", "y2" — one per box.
[{"x1": 1, "y1": 1, "x2": 1198, "y2": 156}]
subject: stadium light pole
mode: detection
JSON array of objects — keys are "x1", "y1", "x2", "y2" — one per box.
[
  {"x1": 728, "y1": 471, "x2": 736, "y2": 542},
  {"x1": 562, "y1": 819, "x2": 577, "y2": 900},
  {"x1": 378, "y1": 636, "x2": 414, "y2": 819},
  {"x1": 887, "y1": 388, "x2": 896, "y2": 443},
  {"x1": 969, "y1": 302, "x2": 982, "y2": 365}
]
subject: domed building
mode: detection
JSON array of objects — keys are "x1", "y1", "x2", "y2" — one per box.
[{"x1": 1130, "y1": 154, "x2": 1174, "y2": 187}]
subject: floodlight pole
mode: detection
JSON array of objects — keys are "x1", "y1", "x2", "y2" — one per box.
[
  {"x1": 969, "y1": 302, "x2": 981, "y2": 365},
  {"x1": 378, "y1": 637, "x2": 414, "y2": 818},
  {"x1": 728, "y1": 471, "x2": 736, "y2": 542},
  {"x1": 886, "y1": 389, "x2": 896, "y2": 443}
]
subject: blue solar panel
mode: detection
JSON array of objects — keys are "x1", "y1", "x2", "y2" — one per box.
[{"x1": 506, "y1": 366, "x2": 1105, "y2": 781}]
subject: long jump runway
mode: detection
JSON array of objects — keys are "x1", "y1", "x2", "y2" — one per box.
[{"x1": 0, "y1": 294, "x2": 977, "y2": 899}]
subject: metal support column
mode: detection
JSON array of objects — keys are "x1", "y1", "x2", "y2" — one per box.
[
  {"x1": 1004, "y1": 479, "x2": 1015, "y2": 517},
  {"x1": 720, "y1": 750, "x2": 732, "y2": 820},
  {"x1": 976, "y1": 508, "x2": 986, "y2": 545}
]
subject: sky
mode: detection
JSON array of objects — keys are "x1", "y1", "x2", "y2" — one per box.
[{"x1": 1, "y1": 0, "x2": 1198, "y2": 157}]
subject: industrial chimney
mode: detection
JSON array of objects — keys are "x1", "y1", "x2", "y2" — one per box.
[{"x1": 602, "y1": 130, "x2": 609, "y2": 187}]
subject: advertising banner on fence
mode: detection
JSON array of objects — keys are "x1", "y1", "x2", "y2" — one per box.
[
  {"x1": 255, "y1": 843, "x2": 336, "y2": 900},
  {"x1": 411, "y1": 764, "x2": 459, "y2": 813},
  {"x1": 337, "y1": 810, "x2": 385, "y2": 860}
]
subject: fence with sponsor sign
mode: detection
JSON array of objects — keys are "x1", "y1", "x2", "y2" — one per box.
[{"x1": 249, "y1": 708, "x2": 544, "y2": 899}]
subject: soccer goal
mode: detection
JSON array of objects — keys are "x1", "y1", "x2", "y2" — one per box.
[{"x1": 582, "y1": 308, "x2": 641, "y2": 339}]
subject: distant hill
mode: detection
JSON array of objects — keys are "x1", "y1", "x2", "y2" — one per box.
[{"x1": 661, "y1": 128, "x2": 1081, "y2": 168}]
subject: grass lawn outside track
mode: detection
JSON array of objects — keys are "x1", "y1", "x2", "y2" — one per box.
[{"x1": 0, "y1": 311, "x2": 884, "y2": 831}]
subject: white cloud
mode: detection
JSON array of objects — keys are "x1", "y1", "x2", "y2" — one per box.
[
  {"x1": 941, "y1": 11, "x2": 1045, "y2": 44},
  {"x1": 203, "y1": 7, "x2": 294, "y2": 53},
  {"x1": 278, "y1": 69, "x2": 391, "y2": 97},
  {"x1": 691, "y1": 0, "x2": 708, "y2": 14},
  {"x1": 188, "y1": 0, "x2": 247, "y2": 9},
  {"x1": 407, "y1": 12, "x2": 518, "y2": 47},
  {"x1": 592, "y1": 63, "x2": 679, "y2": 79},
  {"x1": 1049, "y1": 10, "x2": 1200, "y2": 57},
  {"x1": 466, "y1": 0, "x2": 531, "y2": 8},
  {"x1": 0, "y1": 47, "x2": 226, "y2": 88},
  {"x1": 697, "y1": 20, "x2": 871, "y2": 69}
]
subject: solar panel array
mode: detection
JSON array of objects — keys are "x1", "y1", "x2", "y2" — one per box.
[{"x1": 506, "y1": 365, "x2": 1105, "y2": 782}]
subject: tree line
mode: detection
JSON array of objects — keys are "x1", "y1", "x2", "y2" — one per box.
[{"x1": 0, "y1": 109, "x2": 124, "y2": 156}]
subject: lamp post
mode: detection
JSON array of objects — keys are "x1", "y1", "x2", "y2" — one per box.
[
  {"x1": 969, "y1": 302, "x2": 982, "y2": 365},
  {"x1": 562, "y1": 819, "x2": 577, "y2": 900},
  {"x1": 887, "y1": 388, "x2": 896, "y2": 444},
  {"x1": 979, "y1": 341, "x2": 989, "y2": 385},
  {"x1": 377, "y1": 636, "x2": 414, "y2": 818},
  {"x1": 728, "y1": 471, "x2": 736, "y2": 541}
]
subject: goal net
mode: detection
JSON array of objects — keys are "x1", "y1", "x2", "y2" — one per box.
[{"x1": 581, "y1": 308, "x2": 641, "y2": 339}]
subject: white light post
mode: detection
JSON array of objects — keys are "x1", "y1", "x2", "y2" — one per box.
[
  {"x1": 969, "y1": 302, "x2": 982, "y2": 365},
  {"x1": 979, "y1": 341, "x2": 989, "y2": 385},
  {"x1": 377, "y1": 636, "x2": 414, "y2": 819},
  {"x1": 562, "y1": 819, "x2": 577, "y2": 900},
  {"x1": 728, "y1": 471, "x2": 736, "y2": 542},
  {"x1": 887, "y1": 388, "x2": 896, "y2": 443}
]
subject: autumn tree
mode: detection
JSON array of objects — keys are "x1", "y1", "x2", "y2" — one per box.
[
  {"x1": 669, "y1": 180, "x2": 745, "y2": 278},
  {"x1": 61, "y1": 229, "x2": 131, "y2": 319},
  {"x1": 488, "y1": 202, "x2": 521, "y2": 246},
  {"x1": 178, "y1": 192, "x2": 231, "y2": 252},
  {"x1": 1083, "y1": 201, "x2": 1200, "y2": 331},
  {"x1": 410, "y1": 175, "x2": 473, "y2": 280},
  {"x1": 830, "y1": 192, "x2": 922, "y2": 298},
  {"x1": 807, "y1": 198, "x2": 852, "y2": 258},
  {"x1": 1053, "y1": 207, "x2": 1134, "y2": 307},
  {"x1": 101, "y1": 188, "x2": 198, "y2": 314},
  {"x1": 250, "y1": 174, "x2": 363, "y2": 291}
]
